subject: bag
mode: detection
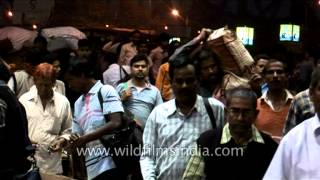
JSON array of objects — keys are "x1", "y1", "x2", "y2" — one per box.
[
  {"x1": 207, "y1": 27, "x2": 254, "y2": 76},
  {"x1": 97, "y1": 87, "x2": 143, "y2": 175}
]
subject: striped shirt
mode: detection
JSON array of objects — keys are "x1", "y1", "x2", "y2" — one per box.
[
  {"x1": 73, "y1": 81, "x2": 124, "y2": 179},
  {"x1": 140, "y1": 95, "x2": 224, "y2": 180},
  {"x1": 283, "y1": 89, "x2": 315, "y2": 135}
]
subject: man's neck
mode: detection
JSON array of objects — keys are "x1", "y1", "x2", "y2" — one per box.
[
  {"x1": 83, "y1": 79, "x2": 97, "y2": 94},
  {"x1": 231, "y1": 129, "x2": 253, "y2": 145},
  {"x1": 176, "y1": 95, "x2": 197, "y2": 115},
  {"x1": 267, "y1": 89, "x2": 286, "y2": 101},
  {"x1": 131, "y1": 78, "x2": 146, "y2": 88}
]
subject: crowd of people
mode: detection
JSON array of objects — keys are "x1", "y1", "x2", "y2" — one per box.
[{"x1": 0, "y1": 27, "x2": 320, "y2": 180}]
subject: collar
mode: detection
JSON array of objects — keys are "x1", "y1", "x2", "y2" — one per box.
[
  {"x1": 220, "y1": 123, "x2": 265, "y2": 145},
  {"x1": 26, "y1": 85, "x2": 55, "y2": 103},
  {"x1": 81, "y1": 81, "x2": 103, "y2": 101},
  {"x1": 312, "y1": 114, "x2": 320, "y2": 137},
  {"x1": 167, "y1": 95, "x2": 203, "y2": 117},
  {"x1": 261, "y1": 89, "x2": 294, "y2": 102},
  {"x1": 127, "y1": 79, "x2": 151, "y2": 90}
]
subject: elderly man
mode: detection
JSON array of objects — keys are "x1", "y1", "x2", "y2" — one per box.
[
  {"x1": 140, "y1": 54, "x2": 225, "y2": 180},
  {"x1": 183, "y1": 86, "x2": 278, "y2": 180},
  {"x1": 19, "y1": 63, "x2": 72, "y2": 175},
  {"x1": 263, "y1": 67, "x2": 320, "y2": 180}
]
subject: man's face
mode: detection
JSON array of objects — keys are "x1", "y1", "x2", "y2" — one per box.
[
  {"x1": 171, "y1": 64, "x2": 199, "y2": 101},
  {"x1": 254, "y1": 59, "x2": 268, "y2": 74},
  {"x1": 131, "y1": 60, "x2": 149, "y2": 80},
  {"x1": 131, "y1": 33, "x2": 141, "y2": 45},
  {"x1": 226, "y1": 97, "x2": 258, "y2": 135},
  {"x1": 200, "y1": 58, "x2": 219, "y2": 83},
  {"x1": 34, "y1": 77, "x2": 54, "y2": 99},
  {"x1": 310, "y1": 81, "x2": 320, "y2": 112},
  {"x1": 264, "y1": 61, "x2": 287, "y2": 90},
  {"x1": 77, "y1": 46, "x2": 91, "y2": 58},
  {"x1": 65, "y1": 74, "x2": 83, "y2": 93}
]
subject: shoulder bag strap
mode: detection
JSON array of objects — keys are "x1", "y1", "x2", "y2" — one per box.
[
  {"x1": 203, "y1": 98, "x2": 216, "y2": 129},
  {"x1": 97, "y1": 87, "x2": 109, "y2": 122}
]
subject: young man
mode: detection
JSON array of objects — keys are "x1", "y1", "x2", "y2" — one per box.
[
  {"x1": 118, "y1": 30, "x2": 142, "y2": 66},
  {"x1": 254, "y1": 59, "x2": 293, "y2": 141},
  {"x1": 116, "y1": 54, "x2": 163, "y2": 128},
  {"x1": 140, "y1": 54, "x2": 225, "y2": 180},
  {"x1": 183, "y1": 87, "x2": 278, "y2": 180},
  {"x1": 263, "y1": 67, "x2": 320, "y2": 179},
  {"x1": 66, "y1": 60, "x2": 124, "y2": 180}
]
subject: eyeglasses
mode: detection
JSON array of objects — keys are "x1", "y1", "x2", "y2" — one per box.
[{"x1": 227, "y1": 107, "x2": 255, "y2": 117}]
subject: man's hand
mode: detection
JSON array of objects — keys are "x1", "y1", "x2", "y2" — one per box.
[
  {"x1": 49, "y1": 138, "x2": 67, "y2": 152},
  {"x1": 121, "y1": 89, "x2": 132, "y2": 101}
]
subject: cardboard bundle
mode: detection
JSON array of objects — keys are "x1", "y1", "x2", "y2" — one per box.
[{"x1": 207, "y1": 27, "x2": 254, "y2": 76}]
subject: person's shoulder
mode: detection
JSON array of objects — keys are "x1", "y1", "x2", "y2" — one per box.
[
  {"x1": 207, "y1": 96, "x2": 225, "y2": 108},
  {"x1": 54, "y1": 92, "x2": 70, "y2": 104},
  {"x1": 19, "y1": 91, "x2": 32, "y2": 102}
]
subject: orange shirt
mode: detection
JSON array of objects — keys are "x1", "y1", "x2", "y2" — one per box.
[
  {"x1": 155, "y1": 63, "x2": 174, "y2": 101},
  {"x1": 255, "y1": 98, "x2": 292, "y2": 137}
]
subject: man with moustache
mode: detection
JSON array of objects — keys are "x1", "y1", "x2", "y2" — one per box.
[
  {"x1": 183, "y1": 87, "x2": 278, "y2": 180},
  {"x1": 140, "y1": 54, "x2": 225, "y2": 180},
  {"x1": 116, "y1": 54, "x2": 163, "y2": 128},
  {"x1": 263, "y1": 67, "x2": 320, "y2": 180},
  {"x1": 254, "y1": 59, "x2": 293, "y2": 141}
]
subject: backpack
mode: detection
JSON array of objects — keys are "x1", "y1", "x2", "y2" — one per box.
[{"x1": 97, "y1": 87, "x2": 143, "y2": 176}]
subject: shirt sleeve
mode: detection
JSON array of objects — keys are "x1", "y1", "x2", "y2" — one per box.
[
  {"x1": 140, "y1": 108, "x2": 158, "y2": 180},
  {"x1": 155, "y1": 89, "x2": 163, "y2": 106},
  {"x1": 59, "y1": 100, "x2": 73, "y2": 140},
  {"x1": 72, "y1": 100, "x2": 84, "y2": 135},
  {"x1": 0, "y1": 99, "x2": 7, "y2": 128},
  {"x1": 283, "y1": 101, "x2": 297, "y2": 135},
  {"x1": 208, "y1": 98, "x2": 225, "y2": 129},
  {"x1": 102, "y1": 85, "x2": 124, "y2": 114},
  {"x1": 263, "y1": 135, "x2": 291, "y2": 180},
  {"x1": 182, "y1": 146, "x2": 206, "y2": 180}
]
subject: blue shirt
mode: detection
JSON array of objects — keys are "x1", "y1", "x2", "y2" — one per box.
[
  {"x1": 73, "y1": 81, "x2": 124, "y2": 179},
  {"x1": 116, "y1": 80, "x2": 163, "y2": 127}
]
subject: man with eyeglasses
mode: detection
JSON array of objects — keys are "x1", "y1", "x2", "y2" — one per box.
[{"x1": 183, "y1": 86, "x2": 278, "y2": 180}]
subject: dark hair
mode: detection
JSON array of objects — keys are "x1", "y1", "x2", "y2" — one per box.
[
  {"x1": 33, "y1": 35, "x2": 48, "y2": 46},
  {"x1": 130, "y1": 54, "x2": 149, "y2": 67},
  {"x1": 103, "y1": 52, "x2": 118, "y2": 64},
  {"x1": 66, "y1": 59, "x2": 95, "y2": 78},
  {"x1": 254, "y1": 54, "x2": 270, "y2": 62},
  {"x1": 194, "y1": 48, "x2": 224, "y2": 79},
  {"x1": 130, "y1": 30, "x2": 142, "y2": 37},
  {"x1": 169, "y1": 53, "x2": 195, "y2": 79},
  {"x1": 0, "y1": 59, "x2": 11, "y2": 82},
  {"x1": 226, "y1": 86, "x2": 257, "y2": 109},
  {"x1": 78, "y1": 39, "x2": 91, "y2": 48},
  {"x1": 262, "y1": 59, "x2": 287, "y2": 75},
  {"x1": 310, "y1": 67, "x2": 320, "y2": 89}
]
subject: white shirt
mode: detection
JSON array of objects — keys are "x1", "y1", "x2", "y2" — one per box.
[
  {"x1": 118, "y1": 42, "x2": 137, "y2": 65},
  {"x1": 140, "y1": 95, "x2": 225, "y2": 180},
  {"x1": 263, "y1": 114, "x2": 320, "y2": 180},
  {"x1": 103, "y1": 64, "x2": 131, "y2": 88},
  {"x1": 19, "y1": 86, "x2": 72, "y2": 174}
]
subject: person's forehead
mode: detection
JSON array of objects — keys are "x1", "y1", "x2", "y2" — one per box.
[
  {"x1": 257, "y1": 59, "x2": 268, "y2": 65},
  {"x1": 227, "y1": 97, "x2": 254, "y2": 108},
  {"x1": 265, "y1": 61, "x2": 284, "y2": 70},
  {"x1": 174, "y1": 64, "x2": 195, "y2": 74},
  {"x1": 132, "y1": 60, "x2": 147, "y2": 65}
]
